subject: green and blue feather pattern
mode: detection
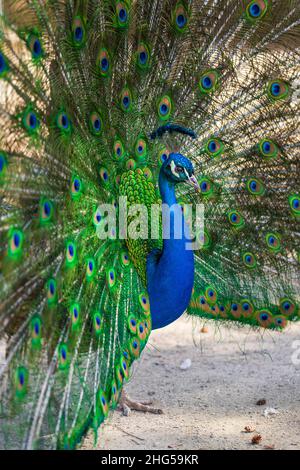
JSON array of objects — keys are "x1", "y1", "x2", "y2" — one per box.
[{"x1": 0, "y1": 0, "x2": 299, "y2": 449}]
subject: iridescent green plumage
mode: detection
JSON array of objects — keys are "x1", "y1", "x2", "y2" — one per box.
[{"x1": 119, "y1": 168, "x2": 162, "y2": 284}]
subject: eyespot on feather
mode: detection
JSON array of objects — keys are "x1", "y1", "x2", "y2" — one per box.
[
  {"x1": 246, "y1": 178, "x2": 265, "y2": 196},
  {"x1": 115, "y1": 2, "x2": 130, "y2": 28},
  {"x1": 115, "y1": 363, "x2": 124, "y2": 387},
  {"x1": 93, "y1": 207, "x2": 103, "y2": 227},
  {"x1": 71, "y1": 176, "x2": 83, "y2": 198},
  {"x1": 126, "y1": 158, "x2": 136, "y2": 170},
  {"x1": 65, "y1": 241, "x2": 77, "y2": 267},
  {"x1": 256, "y1": 309, "x2": 273, "y2": 328},
  {"x1": 158, "y1": 147, "x2": 170, "y2": 165},
  {"x1": 218, "y1": 304, "x2": 229, "y2": 318},
  {"x1": 137, "y1": 321, "x2": 147, "y2": 341},
  {"x1": 230, "y1": 302, "x2": 242, "y2": 319},
  {"x1": 120, "y1": 357, "x2": 129, "y2": 380},
  {"x1": 8, "y1": 228, "x2": 24, "y2": 260},
  {"x1": 143, "y1": 167, "x2": 152, "y2": 181},
  {"x1": 31, "y1": 315, "x2": 42, "y2": 347},
  {"x1": 26, "y1": 33, "x2": 44, "y2": 61},
  {"x1": 241, "y1": 299, "x2": 255, "y2": 318},
  {"x1": 86, "y1": 258, "x2": 96, "y2": 280},
  {"x1": 197, "y1": 294, "x2": 211, "y2": 313},
  {"x1": 279, "y1": 298, "x2": 297, "y2": 317},
  {"x1": 120, "y1": 87, "x2": 132, "y2": 112},
  {"x1": 136, "y1": 42, "x2": 151, "y2": 70},
  {"x1": 198, "y1": 70, "x2": 219, "y2": 94},
  {"x1": 72, "y1": 16, "x2": 86, "y2": 47},
  {"x1": 289, "y1": 194, "x2": 300, "y2": 217},
  {"x1": 204, "y1": 286, "x2": 217, "y2": 305},
  {"x1": 15, "y1": 366, "x2": 28, "y2": 398},
  {"x1": 198, "y1": 177, "x2": 214, "y2": 197},
  {"x1": 205, "y1": 137, "x2": 224, "y2": 157},
  {"x1": 89, "y1": 112, "x2": 103, "y2": 136},
  {"x1": 110, "y1": 380, "x2": 119, "y2": 407},
  {"x1": 120, "y1": 250, "x2": 130, "y2": 267},
  {"x1": 58, "y1": 344, "x2": 69, "y2": 369},
  {"x1": 70, "y1": 302, "x2": 80, "y2": 329},
  {"x1": 139, "y1": 292, "x2": 150, "y2": 312},
  {"x1": 157, "y1": 95, "x2": 173, "y2": 121},
  {"x1": 265, "y1": 232, "x2": 281, "y2": 253},
  {"x1": 129, "y1": 336, "x2": 141, "y2": 359},
  {"x1": 135, "y1": 136, "x2": 148, "y2": 160},
  {"x1": 196, "y1": 228, "x2": 212, "y2": 251},
  {"x1": 39, "y1": 198, "x2": 54, "y2": 224},
  {"x1": 242, "y1": 252, "x2": 257, "y2": 269},
  {"x1": 258, "y1": 138, "x2": 279, "y2": 158},
  {"x1": 46, "y1": 278, "x2": 57, "y2": 305},
  {"x1": 93, "y1": 311, "x2": 103, "y2": 336},
  {"x1": 55, "y1": 111, "x2": 71, "y2": 134},
  {"x1": 99, "y1": 167, "x2": 109, "y2": 184},
  {"x1": 97, "y1": 389, "x2": 109, "y2": 417},
  {"x1": 143, "y1": 318, "x2": 151, "y2": 337},
  {"x1": 113, "y1": 138, "x2": 125, "y2": 160},
  {"x1": 107, "y1": 268, "x2": 116, "y2": 289},
  {"x1": 172, "y1": 2, "x2": 189, "y2": 32},
  {"x1": 273, "y1": 315, "x2": 288, "y2": 329},
  {"x1": 97, "y1": 48, "x2": 110, "y2": 77},
  {"x1": 0, "y1": 50, "x2": 9, "y2": 78},
  {"x1": 0, "y1": 151, "x2": 8, "y2": 179},
  {"x1": 128, "y1": 315, "x2": 137, "y2": 334},
  {"x1": 228, "y1": 210, "x2": 245, "y2": 229},
  {"x1": 246, "y1": 0, "x2": 269, "y2": 22},
  {"x1": 22, "y1": 107, "x2": 40, "y2": 135}
]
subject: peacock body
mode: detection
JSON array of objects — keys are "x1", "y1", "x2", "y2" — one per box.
[{"x1": 0, "y1": 0, "x2": 299, "y2": 449}]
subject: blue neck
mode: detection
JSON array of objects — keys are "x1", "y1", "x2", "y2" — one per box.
[
  {"x1": 146, "y1": 170, "x2": 195, "y2": 329},
  {"x1": 158, "y1": 171, "x2": 177, "y2": 206}
]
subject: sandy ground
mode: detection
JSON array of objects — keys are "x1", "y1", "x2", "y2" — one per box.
[{"x1": 83, "y1": 316, "x2": 300, "y2": 450}]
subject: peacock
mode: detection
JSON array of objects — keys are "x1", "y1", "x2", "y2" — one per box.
[{"x1": 0, "y1": 0, "x2": 299, "y2": 450}]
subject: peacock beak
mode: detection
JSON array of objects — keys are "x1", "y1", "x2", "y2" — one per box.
[
  {"x1": 186, "y1": 174, "x2": 200, "y2": 192},
  {"x1": 183, "y1": 168, "x2": 200, "y2": 191}
]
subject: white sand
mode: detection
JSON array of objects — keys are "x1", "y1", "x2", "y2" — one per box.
[{"x1": 84, "y1": 316, "x2": 300, "y2": 450}]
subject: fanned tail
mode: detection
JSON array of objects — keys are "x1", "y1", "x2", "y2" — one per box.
[{"x1": 0, "y1": 0, "x2": 153, "y2": 449}]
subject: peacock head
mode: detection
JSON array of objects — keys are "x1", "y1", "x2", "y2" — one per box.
[{"x1": 162, "y1": 153, "x2": 199, "y2": 191}]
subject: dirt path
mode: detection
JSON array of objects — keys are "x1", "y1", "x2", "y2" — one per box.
[{"x1": 83, "y1": 317, "x2": 300, "y2": 450}]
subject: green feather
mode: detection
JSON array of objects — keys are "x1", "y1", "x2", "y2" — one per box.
[{"x1": 0, "y1": 0, "x2": 299, "y2": 451}]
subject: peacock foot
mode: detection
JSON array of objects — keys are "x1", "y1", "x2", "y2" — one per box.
[{"x1": 118, "y1": 389, "x2": 163, "y2": 416}]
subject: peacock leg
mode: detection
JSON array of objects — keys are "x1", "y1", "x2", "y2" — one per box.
[{"x1": 118, "y1": 389, "x2": 163, "y2": 415}]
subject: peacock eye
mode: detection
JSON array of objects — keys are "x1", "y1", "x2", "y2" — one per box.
[
  {"x1": 72, "y1": 16, "x2": 86, "y2": 47},
  {"x1": 176, "y1": 166, "x2": 184, "y2": 173}
]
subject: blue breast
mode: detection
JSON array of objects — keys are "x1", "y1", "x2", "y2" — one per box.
[{"x1": 146, "y1": 172, "x2": 195, "y2": 330}]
